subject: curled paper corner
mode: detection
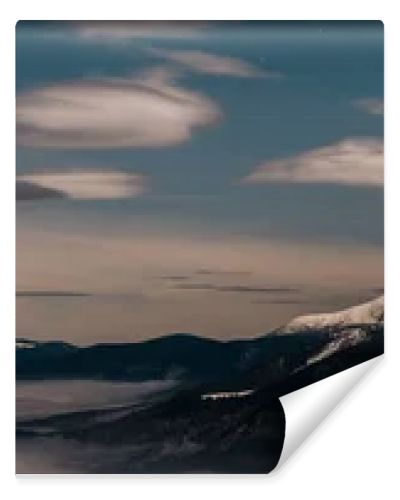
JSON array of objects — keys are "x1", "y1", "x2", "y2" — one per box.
[{"x1": 275, "y1": 355, "x2": 383, "y2": 471}]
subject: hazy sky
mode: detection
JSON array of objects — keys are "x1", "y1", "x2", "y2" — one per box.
[{"x1": 16, "y1": 21, "x2": 384, "y2": 344}]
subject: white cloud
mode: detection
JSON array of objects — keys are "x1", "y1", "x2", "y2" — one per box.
[
  {"x1": 17, "y1": 170, "x2": 147, "y2": 200},
  {"x1": 16, "y1": 68, "x2": 221, "y2": 149},
  {"x1": 75, "y1": 21, "x2": 204, "y2": 40},
  {"x1": 150, "y1": 49, "x2": 279, "y2": 78},
  {"x1": 242, "y1": 138, "x2": 383, "y2": 187},
  {"x1": 353, "y1": 98, "x2": 384, "y2": 116}
]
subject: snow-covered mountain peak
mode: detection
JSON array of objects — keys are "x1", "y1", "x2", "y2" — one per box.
[{"x1": 281, "y1": 295, "x2": 383, "y2": 333}]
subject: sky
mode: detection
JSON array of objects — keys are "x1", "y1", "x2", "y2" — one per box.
[{"x1": 16, "y1": 21, "x2": 384, "y2": 345}]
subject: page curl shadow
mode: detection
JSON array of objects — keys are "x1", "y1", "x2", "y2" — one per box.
[{"x1": 274, "y1": 356, "x2": 382, "y2": 472}]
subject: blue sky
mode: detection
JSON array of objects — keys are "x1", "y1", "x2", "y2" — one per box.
[{"x1": 16, "y1": 21, "x2": 384, "y2": 344}]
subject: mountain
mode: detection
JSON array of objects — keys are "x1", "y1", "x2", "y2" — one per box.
[
  {"x1": 268, "y1": 296, "x2": 384, "y2": 397},
  {"x1": 16, "y1": 334, "x2": 255, "y2": 382},
  {"x1": 17, "y1": 386, "x2": 285, "y2": 473},
  {"x1": 16, "y1": 296, "x2": 384, "y2": 392},
  {"x1": 280, "y1": 295, "x2": 384, "y2": 333},
  {"x1": 16, "y1": 296, "x2": 383, "y2": 473}
]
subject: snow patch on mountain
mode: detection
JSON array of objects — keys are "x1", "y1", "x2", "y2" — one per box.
[
  {"x1": 16, "y1": 339, "x2": 37, "y2": 349},
  {"x1": 201, "y1": 389, "x2": 255, "y2": 401},
  {"x1": 304, "y1": 327, "x2": 369, "y2": 367},
  {"x1": 281, "y1": 295, "x2": 383, "y2": 333}
]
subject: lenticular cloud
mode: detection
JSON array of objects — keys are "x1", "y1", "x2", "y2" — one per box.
[
  {"x1": 149, "y1": 48, "x2": 274, "y2": 78},
  {"x1": 17, "y1": 170, "x2": 147, "y2": 200},
  {"x1": 242, "y1": 138, "x2": 383, "y2": 187},
  {"x1": 16, "y1": 69, "x2": 221, "y2": 149}
]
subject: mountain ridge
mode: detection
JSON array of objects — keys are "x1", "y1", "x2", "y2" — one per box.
[
  {"x1": 16, "y1": 295, "x2": 383, "y2": 389},
  {"x1": 17, "y1": 295, "x2": 384, "y2": 350}
]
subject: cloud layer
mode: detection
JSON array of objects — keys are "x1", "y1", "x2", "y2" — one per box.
[
  {"x1": 150, "y1": 49, "x2": 277, "y2": 78},
  {"x1": 17, "y1": 170, "x2": 147, "y2": 200},
  {"x1": 16, "y1": 68, "x2": 221, "y2": 149},
  {"x1": 242, "y1": 138, "x2": 383, "y2": 187}
]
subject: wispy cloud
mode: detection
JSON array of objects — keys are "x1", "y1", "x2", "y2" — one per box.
[
  {"x1": 160, "y1": 276, "x2": 189, "y2": 282},
  {"x1": 16, "y1": 291, "x2": 91, "y2": 298},
  {"x1": 16, "y1": 170, "x2": 147, "y2": 201},
  {"x1": 149, "y1": 49, "x2": 279, "y2": 78},
  {"x1": 160, "y1": 269, "x2": 252, "y2": 282},
  {"x1": 173, "y1": 283, "x2": 300, "y2": 294},
  {"x1": 16, "y1": 68, "x2": 221, "y2": 149},
  {"x1": 251, "y1": 299, "x2": 309, "y2": 305},
  {"x1": 242, "y1": 138, "x2": 383, "y2": 187},
  {"x1": 75, "y1": 21, "x2": 205, "y2": 40},
  {"x1": 353, "y1": 98, "x2": 383, "y2": 116},
  {"x1": 195, "y1": 269, "x2": 252, "y2": 276}
]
